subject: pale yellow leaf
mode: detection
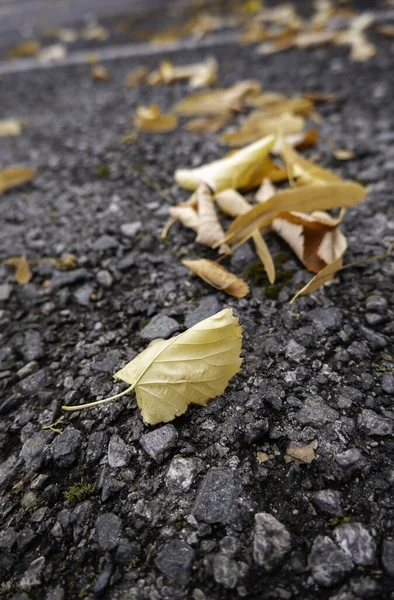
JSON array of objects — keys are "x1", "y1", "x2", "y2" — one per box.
[
  {"x1": 280, "y1": 140, "x2": 342, "y2": 186},
  {"x1": 81, "y1": 24, "x2": 109, "y2": 41},
  {"x1": 169, "y1": 205, "x2": 199, "y2": 232},
  {"x1": 184, "y1": 113, "x2": 231, "y2": 134},
  {"x1": 295, "y1": 30, "x2": 337, "y2": 48},
  {"x1": 148, "y1": 57, "x2": 217, "y2": 88},
  {"x1": 0, "y1": 119, "x2": 22, "y2": 137},
  {"x1": 0, "y1": 166, "x2": 36, "y2": 195},
  {"x1": 272, "y1": 129, "x2": 319, "y2": 154},
  {"x1": 173, "y1": 80, "x2": 261, "y2": 115},
  {"x1": 4, "y1": 256, "x2": 32, "y2": 284},
  {"x1": 285, "y1": 441, "x2": 316, "y2": 464},
  {"x1": 123, "y1": 66, "x2": 149, "y2": 86},
  {"x1": 182, "y1": 259, "x2": 249, "y2": 298},
  {"x1": 221, "y1": 182, "x2": 366, "y2": 247},
  {"x1": 215, "y1": 189, "x2": 251, "y2": 217},
  {"x1": 252, "y1": 231, "x2": 276, "y2": 284},
  {"x1": 91, "y1": 64, "x2": 111, "y2": 81},
  {"x1": 195, "y1": 183, "x2": 228, "y2": 251},
  {"x1": 135, "y1": 105, "x2": 178, "y2": 133},
  {"x1": 175, "y1": 134, "x2": 275, "y2": 192},
  {"x1": 38, "y1": 44, "x2": 67, "y2": 63},
  {"x1": 220, "y1": 112, "x2": 304, "y2": 147},
  {"x1": 63, "y1": 308, "x2": 243, "y2": 425},
  {"x1": 255, "y1": 178, "x2": 276, "y2": 203},
  {"x1": 333, "y1": 149, "x2": 355, "y2": 161},
  {"x1": 290, "y1": 256, "x2": 343, "y2": 302}
]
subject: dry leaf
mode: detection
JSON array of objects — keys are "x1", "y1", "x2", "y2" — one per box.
[
  {"x1": 184, "y1": 113, "x2": 231, "y2": 134},
  {"x1": 38, "y1": 44, "x2": 66, "y2": 63},
  {"x1": 379, "y1": 25, "x2": 394, "y2": 38},
  {"x1": 173, "y1": 80, "x2": 261, "y2": 115},
  {"x1": 333, "y1": 149, "x2": 355, "y2": 161},
  {"x1": 120, "y1": 131, "x2": 139, "y2": 144},
  {"x1": 295, "y1": 30, "x2": 337, "y2": 48},
  {"x1": 195, "y1": 183, "x2": 229, "y2": 252},
  {"x1": 7, "y1": 40, "x2": 40, "y2": 59},
  {"x1": 48, "y1": 254, "x2": 78, "y2": 270},
  {"x1": 257, "y1": 38, "x2": 295, "y2": 55},
  {"x1": 183, "y1": 259, "x2": 249, "y2": 298},
  {"x1": 304, "y1": 91, "x2": 339, "y2": 104},
  {"x1": 271, "y1": 210, "x2": 347, "y2": 272},
  {"x1": 175, "y1": 134, "x2": 275, "y2": 192},
  {"x1": 221, "y1": 112, "x2": 305, "y2": 147},
  {"x1": 0, "y1": 119, "x2": 22, "y2": 137},
  {"x1": 290, "y1": 256, "x2": 343, "y2": 302},
  {"x1": 273, "y1": 129, "x2": 319, "y2": 153},
  {"x1": 280, "y1": 141, "x2": 342, "y2": 186},
  {"x1": 0, "y1": 166, "x2": 36, "y2": 195},
  {"x1": 135, "y1": 105, "x2": 178, "y2": 133},
  {"x1": 4, "y1": 256, "x2": 32, "y2": 284},
  {"x1": 123, "y1": 66, "x2": 149, "y2": 86},
  {"x1": 255, "y1": 178, "x2": 276, "y2": 202},
  {"x1": 256, "y1": 452, "x2": 270, "y2": 464},
  {"x1": 221, "y1": 182, "x2": 366, "y2": 247},
  {"x1": 63, "y1": 308, "x2": 242, "y2": 424},
  {"x1": 245, "y1": 95, "x2": 313, "y2": 116},
  {"x1": 285, "y1": 441, "x2": 316, "y2": 464},
  {"x1": 336, "y1": 30, "x2": 376, "y2": 62},
  {"x1": 81, "y1": 24, "x2": 109, "y2": 41},
  {"x1": 148, "y1": 57, "x2": 217, "y2": 88},
  {"x1": 91, "y1": 64, "x2": 111, "y2": 81}
]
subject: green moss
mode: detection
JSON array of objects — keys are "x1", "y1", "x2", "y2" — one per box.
[
  {"x1": 96, "y1": 164, "x2": 111, "y2": 178},
  {"x1": 328, "y1": 516, "x2": 351, "y2": 527},
  {"x1": 0, "y1": 581, "x2": 14, "y2": 599},
  {"x1": 64, "y1": 482, "x2": 96, "y2": 504},
  {"x1": 125, "y1": 556, "x2": 141, "y2": 571}
]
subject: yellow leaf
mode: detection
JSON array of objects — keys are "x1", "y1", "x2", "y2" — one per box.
[
  {"x1": 221, "y1": 182, "x2": 366, "y2": 247},
  {"x1": 38, "y1": 44, "x2": 67, "y2": 63},
  {"x1": 252, "y1": 231, "x2": 276, "y2": 284},
  {"x1": 4, "y1": 256, "x2": 32, "y2": 284},
  {"x1": 0, "y1": 166, "x2": 36, "y2": 195},
  {"x1": 91, "y1": 64, "x2": 112, "y2": 81},
  {"x1": 184, "y1": 113, "x2": 231, "y2": 134},
  {"x1": 175, "y1": 134, "x2": 275, "y2": 191},
  {"x1": 195, "y1": 183, "x2": 229, "y2": 252},
  {"x1": 135, "y1": 105, "x2": 178, "y2": 133},
  {"x1": 220, "y1": 112, "x2": 305, "y2": 147},
  {"x1": 182, "y1": 259, "x2": 249, "y2": 298},
  {"x1": 169, "y1": 205, "x2": 199, "y2": 233},
  {"x1": 333, "y1": 149, "x2": 355, "y2": 161},
  {"x1": 271, "y1": 210, "x2": 347, "y2": 272},
  {"x1": 63, "y1": 308, "x2": 243, "y2": 424},
  {"x1": 295, "y1": 30, "x2": 337, "y2": 48},
  {"x1": 48, "y1": 254, "x2": 78, "y2": 270},
  {"x1": 123, "y1": 66, "x2": 149, "y2": 86},
  {"x1": 290, "y1": 256, "x2": 343, "y2": 302},
  {"x1": 81, "y1": 24, "x2": 109, "y2": 41},
  {"x1": 285, "y1": 442, "x2": 316, "y2": 464},
  {"x1": 7, "y1": 40, "x2": 40, "y2": 59},
  {"x1": 255, "y1": 178, "x2": 276, "y2": 203},
  {"x1": 272, "y1": 129, "x2": 319, "y2": 154},
  {"x1": 173, "y1": 80, "x2": 261, "y2": 115},
  {"x1": 0, "y1": 119, "x2": 22, "y2": 137},
  {"x1": 280, "y1": 140, "x2": 342, "y2": 186},
  {"x1": 147, "y1": 57, "x2": 217, "y2": 88}
]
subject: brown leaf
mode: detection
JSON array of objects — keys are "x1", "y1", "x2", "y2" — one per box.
[
  {"x1": 285, "y1": 441, "x2": 316, "y2": 464},
  {"x1": 48, "y1": 254, "x2": 78, "y2": 270},
  {"x1": 304, "y1": 91, "x2": 340, "y2": 104},
  {"x1": 379, "y1": 25, "x2": 394, "y2": 38},
  {"x1": 4, "y1": 256, "x2": 32, "y2": 284},
  {"x1": 173, "y1": 80, "x2": 261, "y2": 115},
  {"x1": 290, "y1": 256, "x2": 343, "y2": 302},
  {"x1": 0, "y1": 119, "x2": 23, "y2": 137},
  {"x1": 91, "y1": 64, "x2": 111, "y2": 81},
  {"x1": 0, "y1": 166, "x2": 36, "y2": 195},
  {"x1": 134, "y1": 105, "x2": 178, "y2": 133},
  {"x1": 123, "y1": 66, "x2": 149, "y2": 86},
  {"x1": 182, "y1": 259, "x2": 249, "y2": 298},
  {"x1": 7, "y1": 40, "x2": 40, "y2": 59},
  {"x1": 271, "y1": 210, "x2": 347, "y2": 272}
]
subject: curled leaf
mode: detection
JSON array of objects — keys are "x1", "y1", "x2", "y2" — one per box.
[
  {"x1": 173, "y1": 80, "x2": 261, "y2": 115},
  {"x1": 175, "y1": 134, "x2": 275, "y2": 191},
  {"x1": 4, "y1": 256, "x2": 32, "y2": 284},
  {"x1": 0, "y1": 167, "x2": 36, "y2": 195},
  {"x1": 195, "y1": 183, "x2": 229, "y2": 253},
  {"x1": 123, "y1": 66, "x2": 149, "y2": 86},
  {"x1": 63, "y1": 308, "x2": 243, "y2": 425},
  {"x1": 182, "y1": 259, "x2": 249, "y2": 298},
  {"x1": 290, "y1": 256, "x2": 343, "y2": 302},
  {"x1": 148, "y1": 57, "x2": 217, "y2": 88},
  {"x1": 135, "y1": 105, "x2": 178, "y2": 133}
]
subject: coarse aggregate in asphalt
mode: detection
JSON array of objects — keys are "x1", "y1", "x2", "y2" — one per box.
[{"x1": 1, "y1": 1, "x2": 394, "y2": 599}]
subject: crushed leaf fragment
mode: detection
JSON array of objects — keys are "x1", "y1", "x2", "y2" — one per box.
[{"x1": 4, "y1": 256, "x2": 32, "y2": 284}]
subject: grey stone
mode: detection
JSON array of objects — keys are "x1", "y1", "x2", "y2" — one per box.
[
  {"x1": 308, "y1": 307, "x2": 343, "y2": 331},
  {"x1": 296, "y1": 396, "x2": 339, "y2": 427},
  {"x1": 20, "y1": 431, "x2": 51, "y2": 471},
  {"x1": 140, "y1": 425, "x2": 178, "y2": 462},
  {"x1": 140, "y1": 313, "x2": 179, "y2": 341},
  {"x1": 92, "y1": 566, "x2": 111, "y2": 594},
  {"x1": 96, "y1": 269, "x2": 113, "y2": 287},
  {"x1": 0, "y1": 283, "x2": 12, "y2": 301},
  {"x1": 0, "y1": 528, "x2": 16, "y2": 550},
  {"x1": 108, "y1": 434, "x2": 131, "y2": 468},
  {"x1": 358, "y1": 409, "x2": 393, "y2": 436},
  {"x1": 155, "y1": 539, "x2": 195, "y2": 586},
  {"x1": 350, "y1": 576, "x2": 380, "y2": 598},
  {"x1": 313, "y1": 490, "x2": 343, "y2": 516},
  {"x1": 253, "y1": 512, "x2": 291, "y2": 570},
  {"x1": 335, "y1": 448, "x2": 364, "y2": 473},
  {"x1": 86, "y1": 431, "x2": 107, "y2": 464},
  {"x1": 212, "y1": 554, "x2": 238, "y2": 589},
  {"x1": 101, "y1": 476, "x2": 124, "y2": 502},
  {"x1": 219, "y1": 535, "x2": 241, "y2": 557},
  {"x1": 52, "y1": 427, "x2": 82, "y2": 467},
  {"x1": 230, "y1": 243, "x2": 255, "y2": 272},
  {"x1": 193, "y1": 468, "x2": 241, "y2": 524},
  {"x1": 19, "y1": 556, "x2": 46, "y2": 590},
  {"x1": 166, "y1": 456, "x2": 198, "y2": 491},
  {"x1": 382, "y1": 538, "x2": 394, "y2": 577},
  {"x1": 337, "y1": 387, "x2": 362, "y2": 409},
  {"x1": 115, "y1": 538, "x2": 140, "y2": 566},
  {"x1": 382, "y1": 373, "x2": 394, "y2": 395},
  {"x1": 366, "y1": 295, "x2": 387, "y2": 312},
  {"x1": 73, "y1": 284, "x2": 93, "y2": 306},
  {"x1": 308, "y1": 535, "x2": 354, "y2": 587},
  {"x1": 51, "y1": 268, "x2": 89, "y2": 288},
  {"x1": 184, "y1": 295, "x2": 221, "y2": 328},
  {"x1": 22, "y1": 331, "x2": 43, "y2": 361},
  {"x1": 285, "y1": 340, "x2": 306, "y2": 363},
  {"x1": 360, "y1": 326, "x2": 387, "y2": 350},
  {"x1": 333, "y1": 523, "x2": 376, "y2": 566},
  {"x1": 117, "y1": 252, "x2": 136, "y2": 271},
  {"x1": 120, "y1": 221, "x2": 141, "y2": 237},
  {"x1": 95, "y1": 513, "x2": 122, "y2": 551},
  {"x1": 92, "y1": 235, "x2": 119, "y2": 251}
]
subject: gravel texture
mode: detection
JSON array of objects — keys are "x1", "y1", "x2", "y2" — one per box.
[{"x1": 1, "y1": 0, "x2": 394, "y2": 599}]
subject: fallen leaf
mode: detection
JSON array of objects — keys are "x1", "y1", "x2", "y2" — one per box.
[
  {"x1": 336, "y1": 30, "x2": 376, "y2": 62},
  {"x1": 4, "y1": 256, "x2": 32, "y2": 284},
  {"x1": 285, "y1": 441, "x2": 316, "y2": 464},
  {"x1": 256, "y1": 451, "x2": 270, "y2": 464},
  {"x1": 257, "y1": 38, "x2": 295, "y2": 55},
  {"x1": 123, "y1": 66, "x2": 149, "y2": 86},
  {"x1": 120, "y1": 131, "x2": 139, "y2": 144},
  {"x1": 255, "y1": 178, "x2": 276, "y2": 202},
  {"x1": 290, "y1": 256, "x2": 343, "y2": 302},
  {"x1": 81, "y1": 24, "x2": 109, "y2": 41},
  {"x1": 135, "y1": 105, "x2": 178, "y2": 133},
  {"x1": 379, "y1": 25, "x2": 394, "y2": 38},
  {"x1": 221, "y1": 181, "x2": 366, "y2": 247},
  {"x1": 221, "y1": 111, "x2": 305, "y2": 147},
  {"x1": 183, "y1": 260, "x2": 249, "y2": 298},
  {"x1": 280, "y1": 141, "x2": 342, "y2": 186},
  {"x1": 273, "y1": 129, "x2": 319, "y2": 153},
  {"x1": 333, "y1": 149, "x2": 355, "y2": 161},
  {"x1": 271, "y1": 210, "x2": 347, "y2": 272},
  {"x1": 38, "y1": 44, "x2": 67, "y2": 63},
  {"x1": 63, "y1": 308, "x2": 243, "y2": 424},
  {"x1": 295, "y1": 30, "x2": 337, "y2": 48},
  {"x1": 48, "y1": 254, "x2": 78, "y2": 270},
  {"x1": 147, "y1": 57, "x2": 217, "y2": 88},
  {"x1": 91, "y1": 64, "x2": 111, "y2": 81},
  {"x1": 0, "y1": 166, "x2": 36, "y2": 194},
  {"x1": 184, "y1": 113, "x2": 231, "y2": 134},
  {"x1": 195, "y1": 183, "x2": 229, "y2": 253},
  {"x1": 173, "y1": 80, "x2": 261, "y2": 115},
  {"x1": 304, "y1": 91, "x2": 339, "y2": 104},
  {"x1": 7, "y1": 40, "x2": 40, "y2": 59},
  {"x1": 245, "y1": 95, "x2": 313, "y2": 117},
  {"x1": 85, "y1": 53, "x2": 99, "y2": 65},
  {"x1": 0, "y1": 119, "x2": 23, "y2": 137},
  {"x1": 175, "y1": 134, "x2": 275, "y2": 191}
]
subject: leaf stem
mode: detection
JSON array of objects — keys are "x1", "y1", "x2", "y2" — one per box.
[{"x1": 61, "y1": 385, "x2": 134, "y2": 412}]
